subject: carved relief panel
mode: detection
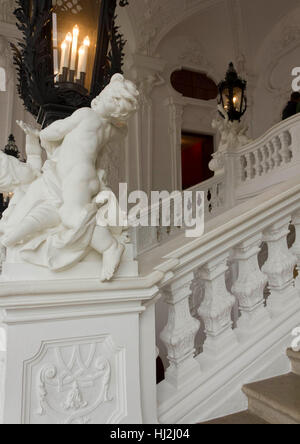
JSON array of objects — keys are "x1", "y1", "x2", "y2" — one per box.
[{"x1": 22, "y1": 335, "x2": 126, "y2": 424}]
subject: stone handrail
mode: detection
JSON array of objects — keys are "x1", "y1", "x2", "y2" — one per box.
[
  {"x1": 225, "y1": 113, "x2": 300, "y2": 202},
  {"x1": 134, "y1": 172, "x2": 226, "y2": 256}
]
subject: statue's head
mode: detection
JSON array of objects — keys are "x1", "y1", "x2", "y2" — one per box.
[{"x1": 91, "y1": 74, "x2": 139, "y2": 125}]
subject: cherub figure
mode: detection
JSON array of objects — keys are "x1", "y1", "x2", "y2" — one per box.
[
  {"x1": 212, "y1": 104, "x2": 251, "y2": 153},
  {"x1": 0, "y1": 74, "x2": 139, "y2": 281}
]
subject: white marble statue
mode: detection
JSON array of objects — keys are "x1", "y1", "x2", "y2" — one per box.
[
  {"x1": 209, "y1": 105, "x2": 252, "y2": 174},
  {"x1": 0, "y1": 74, "x2": 139, "y2": 281}
]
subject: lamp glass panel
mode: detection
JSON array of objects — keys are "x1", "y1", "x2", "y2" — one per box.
[
  {"x1": 52, "y1": 0, "x2": 102, "y2": 92},
  {"x1": 221, "y1": 87, "x2": 230, "y2": 110},
  {"x1": 232, "y1": 87, "x2": 243, "y2": 112}
]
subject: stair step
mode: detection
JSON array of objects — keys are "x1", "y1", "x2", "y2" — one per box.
[
  {"x1": 243, "y1": 373, "x2": 300, "y2": 424},
  {"x1": 287, "y1": 348, "x2": 300, "y2": 376},
  {"x1": 202, "y1": 411, "x2": 269, "y2": 424}
]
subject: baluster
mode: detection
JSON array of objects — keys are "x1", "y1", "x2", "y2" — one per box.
[
  {"x1": 249, "y1": 152, "x2": 256, "y2": 179},
  {"x1": 267, "y1": 141, "x2": 275, "y2": 170},
  {"x1": 256, "y1": 148, "x2": 264, "y2": 176},
  {"x1": 262, "y1": 217, "x2": 298, "y2": 313},
  {"x1": 198, "y1": 253, "x2": 237, "y2": 358},
  {"x1": 262, "y1": 145, "x2": 270, "y2": 173},
  {"x1": 273, "y1": 136, "x2": 282, "y2": 168},
  {"x1": 280, "y1": 131, "x2": 292, "y2": 163},
  {"x1": 190, "y1": 269, "x2": 205, "y2": 355},
  {"x1": 292, "y1": 210, "x2": 300, "y2": 289},
  {"x1": 160, "y1": 273, "x2": 200, "y2": 388},
  {"x1": 231, "y1": 234, "x2": 270, "y2": 336},
  {"x1": 239, "y1": 155, "x2": 247, "y2": 182},
  {"x1": 244, "y1": 153, "x2": 252, "y2": 181},
  {"x1": 253, "y1": 150, "x2": 260, "y2": 177},
  {"x1": 210, "y1": 184, "x2": 218, "y2": 214},
  {"x1": 216, "y1": 182, "x2": 224, "y2": 210}
]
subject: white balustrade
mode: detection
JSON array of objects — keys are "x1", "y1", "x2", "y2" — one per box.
[
  {"x1": 237, "y1": 128, "x2": 293, "y2": 185},
  {"x1": 220, "y1": 114, "x2": 300, "y2": 206},
  {"x1": 134, "y1": 116, "x2": 300, "y2": 258},
  {"x1": 134, "y1": 173, "x2": 226, "y2": 256},
  {"x1": 151, "y1": 175, "x2": 300, "y2": 423}
]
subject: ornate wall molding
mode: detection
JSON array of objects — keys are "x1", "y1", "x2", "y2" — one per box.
[
  {"x1": 126, "y1": 0, "x2": 223, "y2": 56},
  {"x1": 176, "y1": 37, "x2": 220, "y2": 83}
]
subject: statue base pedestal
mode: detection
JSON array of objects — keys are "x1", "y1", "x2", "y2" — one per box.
[
  {"x1": 0, "y1": 268, "x2": 159, "y2": 424},
  {"x1": 2, "y1": 244, "x2": 138, "y2": 282}
]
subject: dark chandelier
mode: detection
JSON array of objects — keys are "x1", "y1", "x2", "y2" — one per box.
[
  {"x1": 11, "y1": 0, "x2": 129, "y2": 127},
  {"x1": 218, "y1": 62, "x2": 247, "y2": 122}
]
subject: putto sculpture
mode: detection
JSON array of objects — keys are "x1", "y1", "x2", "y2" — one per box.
[
  {"x1": 209, "y1": 104, "x2": 252, "y2": 174},
  {"x1": 0, "y1": 74, "x2": 139, "y2": 281}
]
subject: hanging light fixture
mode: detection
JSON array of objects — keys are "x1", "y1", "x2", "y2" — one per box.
[
  {"x1": 11, "y1": 0, "x2": 129, "y2": 128},
  {"x1": 3, "y1": 134, "x2": 21, "y2": 159},
  {"x1": 218, "y1": 62, "x2": 247, "y2": 122}
]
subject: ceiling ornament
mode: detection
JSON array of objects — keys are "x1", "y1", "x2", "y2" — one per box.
[{"x1": 126, "y1": 0, "x2": 223, "y2": 56}]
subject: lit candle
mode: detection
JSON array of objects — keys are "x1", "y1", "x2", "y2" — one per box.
[
  {"x1": 52, "y1": 13, "x2": 59, "y2": 78},
  {"x1": 70, "y1": 25, "x2": 79, "y2": 71},
  {"x1": 60, "y1": 32, "x2": 72, "y2": 70},
  {"x1": 77, "y1": 36, "x2": 90, "y2": 78}
]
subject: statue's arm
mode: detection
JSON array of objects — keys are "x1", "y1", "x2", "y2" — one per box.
[
  {"x1": 39, "y1": 109, "x2": 87, "y2": 157},
  {"x1": 40, "y1": 109, "x2": 86, "y2": 143},
  {"x1": 16, "y1": 121, "x2": 43, "y2": 173},
  {"x1": 0, "y1": 150, "x2": 36, "y2": 192}
]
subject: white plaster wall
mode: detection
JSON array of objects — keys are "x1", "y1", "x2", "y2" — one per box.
[
  {"x1": 0, "y1": 21, "x2": 37, "y2": 159},
  {"x1": 120, "y1": 0, "x2": 300, "y2": 193}
]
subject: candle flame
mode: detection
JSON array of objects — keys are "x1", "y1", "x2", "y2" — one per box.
[
  {"x1": 73, "y1": 25, "x2": 79, "y2": 37},
  {"x1": 84, "y1": 36, "x2": 90, "y2": 47},
  {"x1": 66, "y1": 32, "x2": 72, "y2": 42}
]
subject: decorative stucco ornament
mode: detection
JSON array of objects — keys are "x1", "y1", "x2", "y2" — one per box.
[
  {"x1": 209, "y1": 105, "x2": 252, "y2": 174},
  {"x1": 0, "y1": 74, "x2": 139, "y2": 282}
]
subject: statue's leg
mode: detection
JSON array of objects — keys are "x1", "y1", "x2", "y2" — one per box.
[
  {"x1": 4, "y1": 181, "x2": 43, "y2": 228},
  {"x1": 91, "y1": 226, "x2": 124, "y2": 282},
  {"x1": 2, "y1": 205, "x2": 60, "y2": 247}
]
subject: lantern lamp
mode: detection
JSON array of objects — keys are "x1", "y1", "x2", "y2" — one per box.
[
  {"x1": 218, "y1": 62, "x2": 247, "y2": 122},
  {"x1": 11, "y1": 0, "x2": 129, "y2": 128}
]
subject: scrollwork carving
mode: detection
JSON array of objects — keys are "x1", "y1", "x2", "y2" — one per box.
[
  {"x1": 35, "y1": 344, "x2": 113, "y2": 424},
  {"x1": 23, "y1": 336, "x2": 126, "y2": 424}
]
